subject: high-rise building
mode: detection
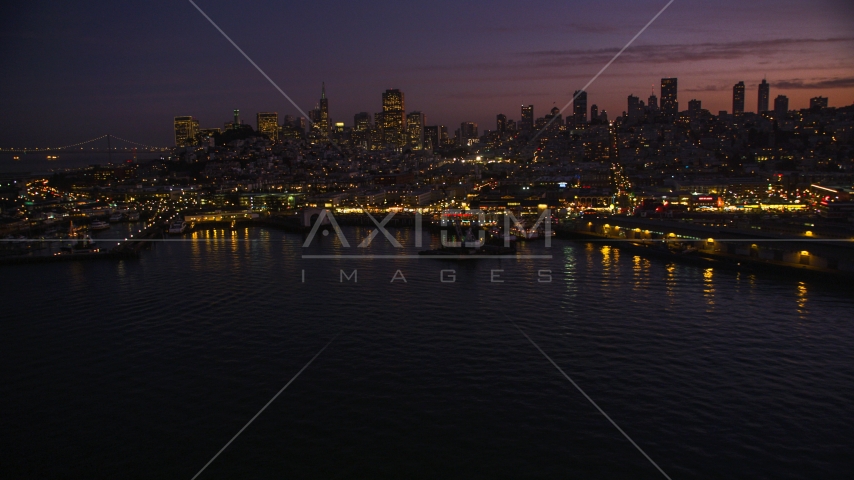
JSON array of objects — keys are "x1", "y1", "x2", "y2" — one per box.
[
  {"x1": 774, "y1": 95, "x2": 789, "y2": 116},
  {"x1": 173, "y1": 116, "x2": 199, "y2": 147},
  {"x1": 627, "y1": 95, "x2": 642, "y2": 121},
  {"x1": 406, "y1": 111, "x2": 425, "y2": 150},
  {"x1": 688, "y1": 99, "x2": 702, "y2": 112},
  {"x1": 521, "y1": 105, "x2": 534, "y2": 131},
  {"x1": 318, "y1": 83, "x2": 329, "y2": 140},
  {"x1": 599, "y1": 110, "x2": 608, "y2": 123},
  {"x1": 590, "y1": 105, "x2": 599, "y2": 123},
  {"x1": 439, "y1": 125, "x2": 449, "y2": 145},
  {"x1": 382, "y1": 89, "x2": 406, "y2": 148},
  {"x1": 758, "y1": 79, "x2": 770, "y2": 113},
  {"x1": 661, "y1": 78, "x2": 678, "y2": 118},
  {"x1": 424, "y1": 126, "x2": 439, "y2": 150},
  {"x1": 256, "y1": 112, "x2": 279, "y2": 141},
  {"x1": 733, "y1": 81, "x2": 745, "y2": 114},
  {"x1": 354, "y1": 112, "x2": 371, "y2": 131},
  {"x1": 496, "y1": 114, "x2": 507, "y2": 133},
  {"x1": 233, "y1": 109, "x2": 240, "y2": 126},
  {"x1": 810, "y1": 96, "x2": 828, "y2": 109},
  {"x1": 459, "y1": 122, "x2": 478, "y2": 146},
  {"x1": 648, "y1": 88, "x2": 659, "y2": 111},
  {"x1": 573, "y1": 90, "x2": 587, "y2": 124}
]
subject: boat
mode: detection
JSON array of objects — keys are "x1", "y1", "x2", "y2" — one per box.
[
  {"x1": 58, "y1": 236, "x2": 100, "y2": 255},
  {"x1": 90, "y1": 220, "x2": 110, "y2": 230},
  {"x1": 109, "y1": 212, "x2": 124, "y2": 223},
  {"x1": 126, "y1": 211, "x2": 140, "y2": 221},
  {"x1": 168, "y1": 220, "x2": 187, "y2": 234}
]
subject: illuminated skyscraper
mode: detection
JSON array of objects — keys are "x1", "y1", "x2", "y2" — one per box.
[
  {"x1": 382, "y1": 89, "x2": 405, "y2": 148},
  {"x1": 590, "y1": 104, "x2": 599, "y2": 123},
  {"x1": 439, "y1": 125, "x2": 449, "y2": 145},
  {"x1": 521, "y1": 105, "x2": 534, "y2": 131},
  {"x1": 758, "y1": 79, "x2": 770, "y2": 113},
  {"x1": 256, "y1": 112, "x2": 279, "y2": 141},
  {"x1": 496, "y1": 114, "x2": 507, "y2": 133},
  {"x1": 573, "y1": 90, "x2": 587, "y2": 124},
  {"x1": 318, "y1": 83, "x2": 329, "y2": 140},
  {"x1": 458, "y1": 122, "x2": 478, "y2": 146},
  {"x1": 660, "y1": 78, "x2": 678, "y2": 118},
  {"x1": 733, "y1": 81, "x2": 745, "y2": 114},
  {"x1": 406, "y1": 111, "x2": 425, "y2": 150},
  {"x1": 353, "y1": 112, "x2": 371, "y2": 131},
  {"x1": 173, "y1": 116, "x2": 199, "y2": 147},
  {"x1": 774, "y1": 95, "x2": 789, "y2": 116}
]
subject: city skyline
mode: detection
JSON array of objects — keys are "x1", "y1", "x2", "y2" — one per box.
[{"x1": 1, "y1": 0, "x2": 853, "y2": 146}]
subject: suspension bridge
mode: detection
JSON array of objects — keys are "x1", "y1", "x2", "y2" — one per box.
[{"x1": 0, "y1": 134, "x2": 170, "y2": 154}]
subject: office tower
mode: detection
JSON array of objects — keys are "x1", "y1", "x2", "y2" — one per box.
[
  {"x1": 590, "y1": 105, "x2": 599, "y2": 123},
  {"x1": 298, "y1": 117, "x2": 307, "y2": 132},
  {"x1": 317, "y1": 83, "x2": 329, "y2": 139},
  {"x1": 256, "y1": 112, "x2": 279, "y2": 141},
  {"x1": 648, "y1": 88, "x2": 659, "y2": 111},
  {"x1": 424, "y1": 126, "x2": 439, "y2": 150},
  {"x1": 810, "y1": 96, "x2": 828, "y2": 109},
  {"x1": 233, "y1": 109, "x2": 240, "y2": 125},
  {"x1": 407, "y1": 111, "x2": 425, "y2": 150},
  {"x1": 521, "y1": 105, "x2": 534, "y2": 131},
  {"x1": 459, "y1": 122, "x2": 478, "y2": 146},
  {"x1": 627, "y1": 94, "x2": 642, "y2": 121},
  {"x1": 758, "y1": 79, "x2": 770, "y2": 113},
  {"x1": 353, "y1": 112, "x2": 371, "y2": 131},
  {"x1": 382, "y1": 89, "x2": 406, "y2": 147},
  {"x1": 573, "y1": 90, "x2": 588, "y2": 124},
  {"x1": 774, "y1": 95, "x2": 789, "y2": 116},
  {"x1": 733, "y1": 81, "x2": 745, "y2": 114},
  {"x1": 506, "y1": 119, "x2": 516, "y2": 131},
  {"x1": 173, "y1": 116, "x2": 199, "y2": 147},
  {"x1": 660, "y1": 78, "x2": 678, "y2": 117},
  {"x1": 439, "y1": 125, "x2": 449, "y2": 145},
  {"x1": 688, "y1": 99, "x2": 702, "y2": 112},
  {"x1": 283, "y1": 115, "x2": 296, "y2": 128},
  {"x1": 496, "y1": 114, "x2": 507, "y2": 133}
]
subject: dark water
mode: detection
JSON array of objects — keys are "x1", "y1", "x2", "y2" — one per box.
[
  {"x1": 2, "y1": 227, "x2": 853, "y2": 479},
  {"x1": 0, "y1": 152, "x2": 164, "y2": 175}
]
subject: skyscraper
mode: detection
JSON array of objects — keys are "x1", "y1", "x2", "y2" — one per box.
[
  {"x1": 733, "y1": 81, "x2": 745, "y2": 114},
  {"x1": 353, "y1": 112, "x2": 372, "y2": 131},
  {"x1": 774, "y1": 95, "x2": 789, "y2": 116},
  {"x1": 406, "y1": 111, "x2": 425, "y2": 150},
  {"x1": 256, "y1": 112, "x2": 279, "y2": 141},
  {"x1": 173, "y1": 116, "x2": 199, "y2": 147},
  {"x1": 496, "y1": 114, "x2": 507, "y2": 133},
  {"x1": 627, "y1": 94, "x2": 642, "y2": 121},
  {"x1": 661, "y1": 78, "x2": 678, "y2": 118},
  {"x1": 382, "y1": 89, "x2": 405, "y2": 148},
  {"x1": 590, "y1": 105, "x2": 599, "y2": 123},
  {"x1": 810, "y1": 96, "x2": 828, "y2": 109},
  {"x1": 458, "y1": 122, "x2": 478, "y2": 146},
  {"x1": 758, "y1": 79, "x2": 770, "y2": 113},
  {"x1": 521, "y1": 105, "x2": 534, "y2": 132},
  {"x1": 424, "y1": 126, "x2": 439, "y2": 150},
  {"x1": 648, "y1": 89, "x2": 659, "y2": 111},
  {"x1": 573, "y1": 90, "x2": 587, "y2": 124},
  {"x1": 318, "y1": 83, "x2": 329, "y2": 140}
]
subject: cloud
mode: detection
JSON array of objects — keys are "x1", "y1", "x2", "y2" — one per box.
[
  {"x1": 775, "y1": 77, "x2": 854, "y2": 89},
  {"x1": 683, "y1": 85, "x2": 729, "y2": 92},
  {"x1": 524, "y1": 37, "x2": 854, "y2": 67}
]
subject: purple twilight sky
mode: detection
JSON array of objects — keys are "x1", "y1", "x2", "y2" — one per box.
[{"x1": 1, "y1": 0, "x2": 853, "y2": 147}]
